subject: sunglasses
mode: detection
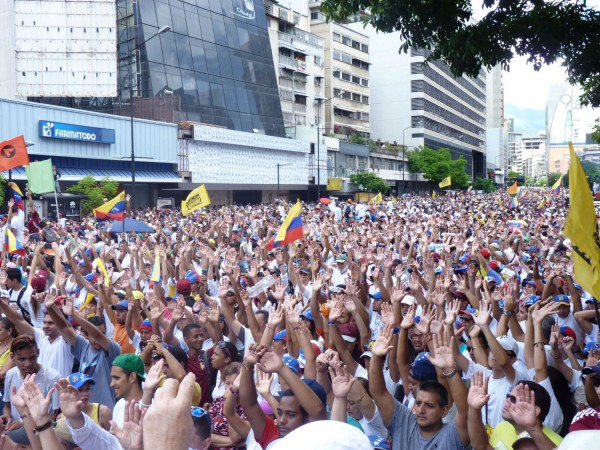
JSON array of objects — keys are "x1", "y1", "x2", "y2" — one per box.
[
  {"x1": 217, "y1": 341, "x2": 231, "y2": 358},
  {"x1": 191, "y1": 406, "x2": 212, "y2": 429}
]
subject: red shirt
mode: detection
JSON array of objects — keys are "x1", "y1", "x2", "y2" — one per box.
[
  {"x1": 257, "y1": 416, "x2": 280, "y2": 450},
  {"x1": 187, "y1": 351, "x2": 210, "y2": 406},
  {"x1": 570, "y1": 407, "x2": 600, "y2": 431},
  {"x1": 27, "y1": 209, "x2": 41, "y2": 234}
]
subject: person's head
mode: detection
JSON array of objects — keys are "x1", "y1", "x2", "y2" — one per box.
[
  {"x1": 0, "y1": 317, "x2": 17, "y2": 341},
  {"x1": 489, "y1": 335, "x2": 518, "y2": 371},
  {"x1": 10, "y1": 335, "x2": 40, "y2": 376},
  {"x1": 138, "y1": 320, "x2": 152, "y2": 343},
  {"x1": 273, "y1": 330, "x2": 287, "y2": 357},
  {"x1": 156, "y1": 346, "x2": 189, "y2": 378},
  {"x1": 190, "y1": 407, "x2": 212, "y2": 450},
  {"x1": 409, "y1": 326, "x2": 426, "y2": 352},
  {"x1": 111, "y1": 300, "x2": 129, "y2": 325},
  {"x1": 553, "y1": 295, "x2": 571, "y2": 319},
  {"x1": 110, "y1": 354, "x2": 145, "y2": 400},
  {"x1": 276, "y1": 390, "x2": 308, "y2": 437},
  {"x1": 6, "y1": 268, "x2": 23, "y2": 289},
  {"x1": 370, "y1": 293, "x2": 383, "y2": 312},
  {"x1": 413, "y1": 381, "x2": 449, "y2": 431},
  {"x1": 183, "y1": 324, "x2": 203, "y2": 351},
  {"x1": 84, "y1": 315, "x2": 107, "y2": 350},
  {"x1": 67, "y1": 372, "x2": 96, "y2": 407},
  {"x1": 400, "y1": 296, "x2": 416, "y2": 317},
  {"x1": 211, "y1": 341, "x2": 241, "y2": 370},
  {"x1": 502, "y1": 381, "x2": 551, "y2": 424},
  {"x1": 255, "y1": 310, "x2": 269, "y2": 330},
  {"x1": 223, "y1": 362, "x2": 242, "y2": 391}
]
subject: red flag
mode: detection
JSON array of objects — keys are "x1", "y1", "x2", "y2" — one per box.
[{"x1": 0, "y1": 136, "x2": 29, "y2": 172}]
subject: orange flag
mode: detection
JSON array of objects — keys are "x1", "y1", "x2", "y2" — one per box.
[{"x1": 0, "y1": 136, "x2": 29, "y2": 172}]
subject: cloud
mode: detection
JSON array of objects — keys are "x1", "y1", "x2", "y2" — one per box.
[{"x1": 504, "y1": 105, "x2": 546, "y2": 134}]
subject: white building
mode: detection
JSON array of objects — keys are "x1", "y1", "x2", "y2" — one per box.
[
  {"x1": 359, "y1": 25, "x2": 486, "y2": 180},
  {"x1": 0, "y1": 0, "x2": 117, "y2": 99},
  {"x1": 521, "y1": 134, "x2": 547, "y2": 179},
  {"x1": 486, "y1": 66, "x2": 506, "y2": 177}
]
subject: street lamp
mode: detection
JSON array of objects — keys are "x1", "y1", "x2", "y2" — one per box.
[
  {"x1": 315, "y1": 90, "x2": 346, "y2": 199},
  {"x1": 402, "y1": 120, "x2": 423, "y2": 193},
  {"x1": 121, "y1": 25, "x2": 171, "y2": 211},
  {"x1": 276, "y1": 163, "x2": 293, "y2": 199}
]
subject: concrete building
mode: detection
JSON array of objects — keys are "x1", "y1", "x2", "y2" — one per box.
[
  {"x1": 265, "y1": 0, "x2": 325, "y2": 129},
  {"x1": 485, "y1": 66, "x2": 506, "y2": 180},
  {"x1": 359, "y1": 25, "x2": 486, "y2": 184},
  {"x1": 505, "y1": 118, "x2": 523, "y2": 174},
  {"x1": 521, "y1": 134, "x2": 547, "y2": 179},
  {"x1": 309, "y1": 2, "x2": 371, "y2": 138}
]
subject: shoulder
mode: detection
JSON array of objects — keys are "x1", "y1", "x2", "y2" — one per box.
[{"x1": 41, "y1": 365, "x2": 62, "y2": 382}]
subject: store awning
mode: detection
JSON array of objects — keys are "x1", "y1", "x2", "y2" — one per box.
[{"x1": 4, "y1": 167, "x2": 182, "y2": 184}]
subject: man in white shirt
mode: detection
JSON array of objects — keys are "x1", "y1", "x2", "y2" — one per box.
[{"x1": 5, "y1": 268, "x2": 33, "y2": 325}]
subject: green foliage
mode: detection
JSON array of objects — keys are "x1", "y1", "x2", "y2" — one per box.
[
  {"x1": 535, "y1": 177, "x2": 548, "y2": 187},
  {"x1": 580, "y1": 160, "x2": 600, "y2": 182},
  {"x1": 471, "y1": 177, "x2": 496, "y2": 193},
  {"x1": 407, "y1": 147, "x2": 469, "y2": 188},
  {"x1": 350, "y1": 172, "x2": 390, "y2": 193},
  {"x1": 547, "y1": 172, "x2": 562, "y2": 187},
  {"x1": 347, "y1": 132, "x2": 367, "y2": 145},
  {"x1": 525, "y1": 176, "x2": 536, "y2": 186},
  {"x1": 320, "y1": 0, "x2": 600, "y2": 107},
  {"x1": 67, "y1": 175, "x2": 119, "y2": 214},
  {"x1": 508, "y1": 170, "x2": 521, "y2": 178},
  {"x1": 0, "y1": 174, "x2": 6, "y2": 206}
]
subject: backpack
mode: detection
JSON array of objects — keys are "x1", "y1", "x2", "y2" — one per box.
[{"x1": 9, "y1": 288, "x2": 32, "y2": 325}]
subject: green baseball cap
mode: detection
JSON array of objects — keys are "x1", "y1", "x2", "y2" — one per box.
[{"x1": 113, "y1": 354, "x2": 146, "y2": 380}]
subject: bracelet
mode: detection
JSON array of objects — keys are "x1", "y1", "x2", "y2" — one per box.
[
  {"x1": 140, "y1": 401, "x2": 152, "y2": 409},
  {"x1": 266, "y1": 324, "x2": 276, "y2": 330},
  {"x1": 442, "y1": 366, "x2": 458, "y2": 378},
  {"x1": 328, "y1": 321, "x2": 336, "y2": 326},
  {"x1": 534, "y1": 342, "x2": 545, "y2": 348},
  {"x1": 33, "y1": 419, "x2": 56, "y2": 435},
  {"x1": 393, "y1": 327, "x2": 400, "y2": 335}
]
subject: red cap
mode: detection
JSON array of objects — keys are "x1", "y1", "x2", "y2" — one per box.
[
  {"x1": 560, "y1": 326, "x2": 576, "y2": 342},
  {"x1": 488, "y1": 261, "x2": 500, "y2": 271},
  {"x1": 176, "y1": 279, "x2": 192, "y2": 295},
  {"x1": 30, "y1": 276, "x2": 46, "y2": 293},
  {"x1": 480, "y1": 248, "x2": 491, "y2": 258}
]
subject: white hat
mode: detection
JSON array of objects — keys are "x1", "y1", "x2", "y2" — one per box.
[
  {"x1": 271, "y1": 421, "x2": 372, "y2": 450},
  {"x1": 401, "y1": 295, "x2": 416, "y2": 306},
  {"x1": 497, "y1": 335, "x2": 519, "y2": 356},
  {"x1": 558, "y1": 431, "x2": 600, "y2": 449}
]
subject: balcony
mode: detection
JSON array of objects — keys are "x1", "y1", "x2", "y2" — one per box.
[
  {"x1": 279, "y1": 55, "x2": 295, "y2": 70},
  {"x1": 294, "y1": 103, "x2": 307, "y2": 114},
  {"x1": 281, "y1": 102, "x2": 294, "y2": 113},
  {"x1": 293, "y1": 81, "x2": 307, "y2": 94},
  {"x1": 278, "y1": 32, "x2": 293, "y2": 49}
]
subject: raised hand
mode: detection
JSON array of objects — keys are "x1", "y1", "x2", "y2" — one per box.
[
  {"x1": 256, "y1": 349, "x2": 284, "y2": 374},
  {"x1": 415, "y1": 304, "x2": 434, "y2": 335},
  {"x1": 22, "y1": 375, "x2": 55, "y2": 427},
  {"x1": 400, "y1": 303, "x2": 416, "y2": 330},
  {"x1": 425, "y1": 325, "x2": 455, "y2": 371},
  {"x1": 372, "y1": 323, "x2": 394, "y2": 357},
  {"x1": 56, "y1": 378, "x2": 83, "y2": 420},
  {"x1": 110, "y1": 400, "x2": 144, "y2": 450},
  {"x1": 473, "y1": 300, "x2": 491, "y2": 328},
  {"x1": 380, "y1": 302, "x2": 395, "y2": 326},
  {"x1": 329, "y1": 362, "x2": 357, "y2": 399},
  {"x1": 531, "y1": 300, "x2": 560, "y2": 324},
  {"x1": 508, "y1": 383, "x2": 539, "y2": 430},
  {"x1": 144, "y1": 359, "x2": 166, "y2": 392},
  {"x1": 468, "y1": 371, "x2": 490, "y2": 410},
  {"x1": 255, "y1": 369, "x2": 274, "y2": 397},
  {"x1": 267, "y1": 303, "x2": 284, "y2": 328}
]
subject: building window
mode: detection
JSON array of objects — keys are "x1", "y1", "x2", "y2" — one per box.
[
  {"x1": 362, "y1": 95, "x2": 369, "y2": 104},
  {"x1": 333, "y1": 69, "x2": 341, "y2": 78},
  {"x1": 361, "y1": 43, "x2": 369, "y2": 53},
  {"x1": 333, "y1": 33, "x2": 341, "y2": 43},
  {"x1": 293, "y1": 13, "x2": 300, "y2": 24},
  {"x1": 342, "y1": 36, "x2": 351, "y2": 46},
  {"x1": 341, "y1": 72, "x2": 351, "y2": 81},
  {"x1": 352, "y1": 75, "x2": 360, "y2": 84},
  {"x1": 352, "y1": 92, "x2": 361, "y2": 102},
  {"x1": 361, "y1": 78, "x2": 368, "y2": 86}
]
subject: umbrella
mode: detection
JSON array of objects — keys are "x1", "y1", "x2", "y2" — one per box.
[
  {"x1": 102, "y1": 218, "x2": 155, "y2": 234},
  {"x1": 319, "y1": 198, "x2": 332, "y2": 205}
]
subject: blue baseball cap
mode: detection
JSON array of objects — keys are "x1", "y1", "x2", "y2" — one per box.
[
  {"x1": 584, "y1": 342, "x2": 600, "y2": 354},
  {"x1": 409, "y1": 352, "x2": 437, "y2": 382},
  {"x1": 369, "y1": 292, "x2": 383, "y2": 300},
  {"x1": 301, "y1": 379, "x2": 327, "y2": 407},
  {"x1": 553, "y1": 294, "x2": 570, "y2": 306},
  {"x1": 301, "y1": 307, "x2": 314, "y2": 321},
  {"x1": 111, "y1": 300, "x2": 129, "y2": 311},
  {"x1": 282, "y1": 355, "x2": 299, "y2": 374},
  {"x1": 526, "y1": 246, "x2": 540, "y2": 253},
  {"x1": 274, "y1": 329, "x2": 287, "y2": 341},
  {"x1": 585, "y1": 297, "x2": 599, "y2": 304},
  {"x1": 369, "y1": 435, "x2": 390, "y2": 450},
  {"x1": 68, "y1": 372, "x2": 96, "y2": 389},
  {"x1": 524, "y1": 295, "x2": 541, "y2": 307}
]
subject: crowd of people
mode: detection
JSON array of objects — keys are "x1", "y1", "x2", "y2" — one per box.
[{"x1": 0, "y1": 186, "x2": 598, "y2": 450}]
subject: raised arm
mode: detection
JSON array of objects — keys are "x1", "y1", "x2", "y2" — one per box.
[
  {"x1": 239, "y1": 345, "x2": 267, "y2": 440},
  {"x1": 467, "y1": 371, "x2": 493, "y2": 450},
  {"x1": 369, "y1": 323, "x2": 395, "y2": 427},
  {"x1": 44, "y1": 294, "x2": 78, "y2": 347}
]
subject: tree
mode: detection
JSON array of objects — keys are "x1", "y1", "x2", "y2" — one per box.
[
  {"x1": 471, "y1": 177, "x2": 495, "y2": 193},
  {"x1": 525, "y1": 176, "x2": 536, "y2": 186},
  {"x1": 547, "y1": 172, "x2": 562, "y2": 187},
  {"x1": 535, "y1": 177, "x2": 548, "y2": 187},
  {"x1": 67, "y1": 176, "x2": 119, "y2": 214},
  {"x1": 350, "y1": 171, "x2": 390, "y2": 193},
  {"x1": 407, "y1": 147, "x2": 469, "y2": 188},
  {"x1": 508, "y1": 170, "x2": 521, "y2": 179},
  {"x1": 0, "y1": 174, "x2": 6, "y2": 207},
  {"x1": 321, "y1": 1, "x2": 600, "y2": 106}
]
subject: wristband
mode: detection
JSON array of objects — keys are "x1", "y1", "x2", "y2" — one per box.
[
  {"x1": 33, "y1": 420, "x2": 56, "y2": 435},
  {"x1": 393, "y1": 327, "x2": 400, "y2": 335},
  {"x1": 442, "y1": 366, "x2": 458, "y2": 378},
  {"x1": 140, "y1": 401, "x2": 152, "y2": 409},
  {"x1": 328, "y1": 321, "x2": 336, "y2": 326}
]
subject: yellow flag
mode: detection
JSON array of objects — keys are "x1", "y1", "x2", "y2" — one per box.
[
  {"x1": 327, "y1": 177, "x2": 343, "y2": 191},
  {"x1": 182, "y1": 185, "x2": 211, "y2": 216},
  {"x1": 432, "y1": 191, "x2": 436, "y2": 198},
  {"x1": 95, "y1": 258, "x2": 111, "y2": 287},
  {"x1": 507, "y1": 181, "x2": 518, "y2": 195},
  {"x1": 151, "y1": 253, "x2": 161, "y2": 282},
  {"x1": 439, "y1": 176, "x2": 451, "y2": 188},
  {"x1": 563, "y1": 142, "x2": 600, "y2": 299},
  {"x1": 370, "y1": 192, "x2": 382, "y2": 204}
]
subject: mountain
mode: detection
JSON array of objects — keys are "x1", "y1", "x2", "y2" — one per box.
[{"x1": 504, "y1": 105, "x2": 546, "y2": 134}]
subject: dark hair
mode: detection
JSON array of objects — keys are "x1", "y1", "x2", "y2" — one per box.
[
  {"x1": 217, "y1": 341, "x2": 242, "y2": 363},
  {"x1": 279, "y1": 389, "x2": 309, "y2": 420},
  {"x1": 168, "y1": 346, "x2": 189, "y2": 370},
  {"x1": 192, "y1": 411, "x2": 212, "y2": 440},
  {"x1": 118, "y1": 367, "x2": 144, "y2": 388},
  {"x1": 547, "y1": 367, "x2": 577, "y2": 436},
  {"x1": 183, "y1": 324, "x2": 201, "y2": 338},
  {"x1": 11, "y1": 335, "x2": 38, "y2": 354},
  {"x1": 6, "y1": 268, "x2": 22, "y2": 283},
  {"x1": 223, "y1": 362, "x2": 242, "y2": 379},
  {"x1": 0, "y1": 317, "x2": 18, "y2": 338},
  {"x1": 515, "y1": 380, "x2": 551, "y2": 423},
  {"x1": 255, "y1": 310, "x2": 269, "y2": 323},
  {"x1": 541, "y1": 317, "x2": 556, "y2": 343},
  {"x1": 415, "y1": 381, "x2": 449, "y2": 407},
  {"x1": 88, "y1": 315, "x2": 106, "y2": 328}
]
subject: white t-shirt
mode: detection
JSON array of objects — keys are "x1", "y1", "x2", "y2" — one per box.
[
  {"x1": 10, "y1": 215, "x2": 24, "y2": 241},
  {"x1": 465, "y1": 361, "x2": 530, "y2": 428},
  {"x1": 9, "y1": 285, "x2": 35, "y2": 325},
  {"x1": 113, "y1": 398, "x2": 143, "y2": 427},
  {"x1": 358, "y1": 406, "x2": 388, "y2": 439},
  {"x1": 33, "y1": 328, "x2": 74, "y2": 378}
]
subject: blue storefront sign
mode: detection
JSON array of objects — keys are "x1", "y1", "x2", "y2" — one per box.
[{"x1": 38, "y1": 120, "x2": 115, "y2": 144}]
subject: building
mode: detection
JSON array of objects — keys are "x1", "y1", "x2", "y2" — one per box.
[
  {"x1": 485, "y1": 66, "x2": 506, "y2": 183},
  {"x1": 360, "y1": 25, "x2": 486, "y2": 183},
  {"x1": 546, "y1": 84, "x2": 599, "y2": 174},
  {"x1": 505, "y1": 118, "x2": 523, "y2": 174},
  {"x1": 309, "y1": 3, "x2": 371, "y2": 138},
  {"x1": 264, "y1": 0, "x2": 325, "y2": 129},
  {"x1": 521, "y1": 134, "x2": 547, "y2": 179}
]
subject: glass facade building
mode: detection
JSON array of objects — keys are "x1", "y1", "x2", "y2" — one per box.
[{"x1": 121, "y1": 0, "x2": 285, "y2": 136}]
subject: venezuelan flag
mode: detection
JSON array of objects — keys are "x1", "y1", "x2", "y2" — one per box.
[
  {"x1": 5, "y1": 228, "x2": 26, "y2": 256},
  {"x1": 7, "y1": 182, "x2": 24, "y2": 211},
  {"x1": 93, "y1": 192, "x2": 126, "y2": 221},
  {"x1": 151, "y1": 254, "x2": 161, "y2": 282},
  {"x1": 266, "y1": 200, "x2": 303, "y2": 250},
  {"x1": 552, "y1": 175, "x2": 563, "y2": 192}
]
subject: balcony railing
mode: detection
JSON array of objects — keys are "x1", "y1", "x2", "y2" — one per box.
[
  {"x1": 278, "y1": 32, "x2": 293, "y2": 46},
  {"x1": 294, "y1": 103, "x2": 307, "y2": 113},
  {"x1": 279, "y1": 55, "x2": 295, "y2": 69}
]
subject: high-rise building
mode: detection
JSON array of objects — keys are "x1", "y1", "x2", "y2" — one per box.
[
  {"x1": 361, "y1": 25, "x2": 486, "y2": 179},
  {"x1": 521, "y1": 134, "x2": 547, "y2": 179},
  {"x1": 309, "y1": 2, "x2": 371, "y2": 137},
  {"x1": 264, "y1": 1, "x2": 325, "y2": 130},
  {"x1": 9, "y1": 0, "x2": 287, "y2": 137},
  {"x1": 486, "y1": 66, "x2": 506, "y2": 178},
  {"x1": 505, "y1": 118, "x2": 523, "y2": 174}
]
